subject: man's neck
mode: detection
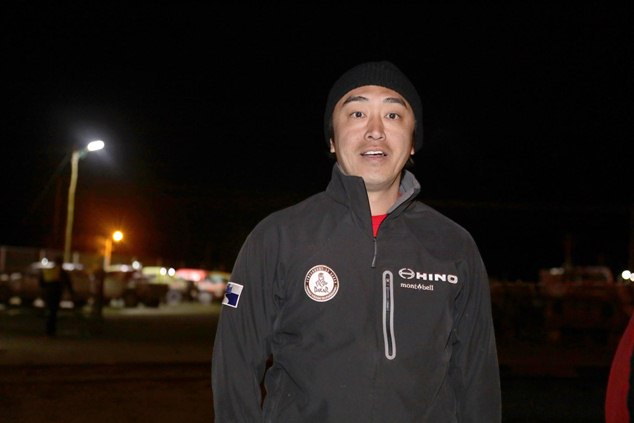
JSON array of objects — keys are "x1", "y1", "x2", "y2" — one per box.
[{"x1": 367, "y1": 187, "x2": 400, "y2": 216}]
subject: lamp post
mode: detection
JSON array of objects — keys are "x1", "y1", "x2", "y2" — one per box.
[
  {"x1": 95, "y1": 230, "x2": 123, "y2": 318},
  {"x1": 103, "y1": 230, "x2": 124, "y2": 269},
  {"x1": 63, "y1": 140, "x2": 105, "y2": 263}
]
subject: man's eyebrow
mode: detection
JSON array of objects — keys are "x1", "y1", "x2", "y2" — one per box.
[
  {"x1": 342, "y1": 95, "x2": 369, "y2": 105},
  {"x1": 341, "y1": 95, "x2": 407, "y2": 107},
  {"x1": 383, "y1": 97, "x2": 407, "y2": 107}
]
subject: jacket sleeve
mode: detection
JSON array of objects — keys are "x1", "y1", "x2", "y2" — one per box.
[
  {"x1": 212, "y1": 222, "x2": 279, "y2": 422},
  {"x1": 605, "y1": 311, "x2": 634, "y2": 423},
  {"x1": 450, "y1": 242, "x2": 502, "y2": 422}
]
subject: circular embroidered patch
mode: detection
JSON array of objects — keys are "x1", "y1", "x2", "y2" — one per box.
[{"x1": 304, "y1": 265, "x2": 339, "y2": 302}]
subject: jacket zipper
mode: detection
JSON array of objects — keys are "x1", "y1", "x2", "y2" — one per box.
[
  {"x1": 371, "y1": 238, "x2": 377, "y2": 268},
  {"x1": 382, "y1": 270, "x2": 396, "y2": 360}
]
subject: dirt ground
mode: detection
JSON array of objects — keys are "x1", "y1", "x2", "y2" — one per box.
[
  {"x1": 0, "y1": 364, "x2": 608, "y2": 422},
  {"x1": 0, "y1": 303, "x2": 609, "y2": 422},
  {"x1": 0, "y1": 363, "x2": 214, "y2": 423}
]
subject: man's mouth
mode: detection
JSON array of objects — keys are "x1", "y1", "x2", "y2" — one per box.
[{"x1": 361, "y1": 150, "x2": 387, "y2": 157}]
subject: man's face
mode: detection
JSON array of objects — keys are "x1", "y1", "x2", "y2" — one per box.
[{"x1": 329, "y1": 85, "x2": 415, "y2": 193}]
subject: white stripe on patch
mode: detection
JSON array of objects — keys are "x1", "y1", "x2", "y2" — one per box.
[{"x1": 222, "y1": 282, "x2": 243, "y2": 308}]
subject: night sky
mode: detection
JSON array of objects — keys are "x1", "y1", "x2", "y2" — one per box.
[{"x1": 3, "y1": 4, "x2": 632, "y2": 279}]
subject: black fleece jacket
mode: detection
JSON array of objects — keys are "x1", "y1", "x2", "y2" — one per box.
[{"x1": 212, "y1": 164, "x2": 501, "y2": 422}]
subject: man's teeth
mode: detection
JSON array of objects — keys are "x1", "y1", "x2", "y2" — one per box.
[{"x1": 362, "y1": 151, "x2": 386, "y2": 156}]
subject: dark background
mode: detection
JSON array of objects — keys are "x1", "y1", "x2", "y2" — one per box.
[{"x1": 3, "y1": 3, "x2": 632, "y2": 280}]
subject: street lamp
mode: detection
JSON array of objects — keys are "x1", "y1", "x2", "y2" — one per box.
[
  {"x1": 63, "y1": 140, "x2": 105, "y2": 263},
  {"x1": 94, "y1": 230, "x2": 123, "y2": 318},
  {"x1": 103, "y1": 230, "x2": 124, "y2": 269}
]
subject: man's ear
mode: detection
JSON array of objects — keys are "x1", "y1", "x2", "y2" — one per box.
[{"x1": 329, "y1": 139, "x2": 336, "y2": 154}]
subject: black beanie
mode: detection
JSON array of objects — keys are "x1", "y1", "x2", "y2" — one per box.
[{"x1": 324, "y1": 61, "x2": 423, "y2": 152}]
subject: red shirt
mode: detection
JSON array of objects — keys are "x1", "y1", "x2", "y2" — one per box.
[{"x1": 372, "y1": 214, "x2": 387, "y2": 237}]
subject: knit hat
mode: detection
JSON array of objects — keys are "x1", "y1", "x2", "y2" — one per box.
[{"x1": 324, "y1": 61, "x2": 423, "y2": 152}]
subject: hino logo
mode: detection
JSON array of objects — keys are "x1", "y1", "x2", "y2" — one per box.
[{"x1": 398, "y1": 268, "x2": 458, "y2": 284}]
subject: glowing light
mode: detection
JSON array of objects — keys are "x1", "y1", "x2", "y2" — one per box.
[{"x1": 86, "y1": 140, "x2": 105, "y2": 151}]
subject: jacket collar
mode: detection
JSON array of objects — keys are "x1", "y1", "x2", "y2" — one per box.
[{"x1": 325, "y1": 163, "x2": 421, "y2": 230}]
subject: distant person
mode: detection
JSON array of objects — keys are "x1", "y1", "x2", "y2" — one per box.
[
  {"x1": 39, "y1": 255, "x2": 73, "y2": 336},
  {"x1": 606, "y1": 310, "x2": 634, "y2": 422},
  {"x1": 212, "y1": 60, "x2": 501, "y2": 421}
]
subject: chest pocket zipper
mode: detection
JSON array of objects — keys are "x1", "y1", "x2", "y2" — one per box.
[{"x1": 382, "y1": 270, "x2": 396, "y2": 360}]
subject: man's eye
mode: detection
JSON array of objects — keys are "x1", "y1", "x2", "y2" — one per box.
[
  {"x1": 386, "y1": 112, "x2": 400, "y2": 120},
  {"x1": 350, "y1": 111, "x2": 364, "y2": 118}
]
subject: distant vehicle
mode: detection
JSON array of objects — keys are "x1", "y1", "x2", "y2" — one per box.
[
  {"x1": 539, "y1": 265, "x2": 615, "y2": 290},
  {"x1": 6, "y1": 260, "x2": 95, "y2": 308},
  {"x1": 142, "y1": 265, "x2": 196, "y2": 304},
  {"x1": 0, "y1": 273, "x2": 14, "y2": 304},
  {"x1": 198, "y1": 270, "x2": 230, "y2": 303},
  {"x1": 538, "y1": 265, "x2": 629, "y2": 346},
  {"x1": 103, "y1": 264, "x2": 168, "y2": 308},
  {"x1": 174, "y1": 268, "x2": 230, "y2": 304},
  {"x1": 62, "y1": 263, "x2": 95, "y2": 308}
]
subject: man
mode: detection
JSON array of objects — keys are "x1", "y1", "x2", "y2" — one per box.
[
  {"x1": 39, "y1": 255, "x2": 73, "y2": 336},
  {"x1": 212, "y1": 61, "x2": 501, "y2": 422}
]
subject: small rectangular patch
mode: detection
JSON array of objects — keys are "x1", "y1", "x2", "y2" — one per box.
[{"x1": 222, "y1": 282, "x2": 243, "y2": 308}]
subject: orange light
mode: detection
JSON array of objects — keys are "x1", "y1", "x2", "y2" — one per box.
[{"x1": 112, "y1": 230, "x2": 124, "y2": 242}]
